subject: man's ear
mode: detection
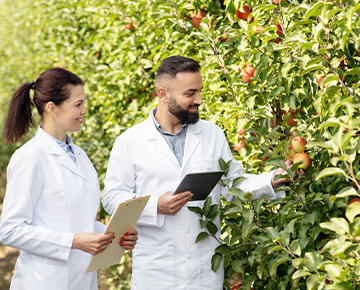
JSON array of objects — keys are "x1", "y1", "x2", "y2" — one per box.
[{"x1": 157, "y1": 87, "x2": 169, "y2": 103}]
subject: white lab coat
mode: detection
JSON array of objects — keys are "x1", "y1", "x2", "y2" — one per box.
[
  {"x1": 0, "y1": 127, "x2": 106, "y2": 290},
  {"x1": 103, "y1": 113, "x2": 285, "y2": 290}
]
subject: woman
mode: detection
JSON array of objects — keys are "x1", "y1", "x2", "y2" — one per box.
[{"x1": 0, "y1": 68, "x2": 138, "y2": 290}]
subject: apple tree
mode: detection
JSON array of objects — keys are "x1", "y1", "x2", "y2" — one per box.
[{"x1": 1, "y1": 0, "x2": 360, "y2": 289}]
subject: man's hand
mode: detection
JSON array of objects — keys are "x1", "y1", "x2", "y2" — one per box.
[
  {"x1": 157, "y1": 190, "x2": 193, "y2": 215},
  {"x1": 271, "y1": 160, "x2": 305, "y2": 188}
]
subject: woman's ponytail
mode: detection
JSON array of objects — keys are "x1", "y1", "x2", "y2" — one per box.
[
  {"x1": 4, "y1": 83, "x2": 35, "y2": 143},
  {"x1": 4, "y1": 68, "x2": 84, "y2": 143}
]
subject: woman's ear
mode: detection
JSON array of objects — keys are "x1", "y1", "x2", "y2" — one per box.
[{"x1": 45, "y1": 101, "x2": 57, "y2": 117}]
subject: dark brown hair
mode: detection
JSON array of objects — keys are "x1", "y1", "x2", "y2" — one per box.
[
  {"x1": 155, "y1": 56, "x2": 200, "y2": 81},
  {"x1": 4, "y1": 68, "x2": 84, "y2": 143}
]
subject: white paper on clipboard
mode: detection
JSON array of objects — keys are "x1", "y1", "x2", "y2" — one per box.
[{"x1": 85, "y1": 195, "x2": 150, "y2": 273}]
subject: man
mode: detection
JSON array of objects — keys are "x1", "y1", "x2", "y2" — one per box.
[{"x1": 102, "y1": 56, "x2": 289, "y2": 289}]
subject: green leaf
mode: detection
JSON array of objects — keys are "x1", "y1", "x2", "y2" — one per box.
[
  {"x1": 316, "y1": 168, "x2": 349, "y2": 180},
  {"x1": 187, "y1": 206, "x2": 203, "y2": 217},
  {"x1": 292, "y1": 269, "x2": 311, "y2": 280},
  {"x1": 253, "y1": 197, "x2": 266, "y2": 213},
  {"x1": 301, "y1": 64, "x2": 323, "y2": 76},
  {"x1": 232, "y1": 260, "x2": 246, "y2": 274},
  {"x1": 265, "y1": 158, "x2": 287, "y2": 171},
  {"x1": 331, "y1": 282, "x2": 353, "y2": 290},
  {"x1": 324, "y1": 263, "x2": 346, "y2": 282},
  {"x1": 206, "y1": 204, "x2": 219, "y2": 219},
  {"x1": 195, "y1": 232, "x2": 209, "y2": 243},
  {"x1": 227, "y1": 187, "x2": 247, "y2": 202},
  {"x1": 203, "y1": 196, "x2": 212, "y2": 216},
  {"x1": 232, "y1": 176, "x2": 246, "y2": 187},
  {"x1": 344, "y1": 67, "x2": 360, "y2": 76},
  {"x1": 320, "y1": 218, "x2": 349, "y2": 235},
  {"x1": 219, "y1": 157, "x2": 229, "y2": 172},
  {"x1": 270, "y1": 255, "x2": 291, "y2": 280},
  {"x1": 306, "y1": 140, "x2": 333, "y2": 150},
  {"x1": 242, "y1": 224, "x2": 260, "y2": 244},
  {"x1": 215, "y1": 244, "x2": 232, "y2": 255},
  {"x1": 206, "y1": 221, "x2": 218, "y2": 236},
  {"x1": 211, "y1": 253, "x2": 223, "y2": 272},
  {"x1": 304, "y1": 1, "x2": 324, "y2": 20},
  {"x1": 265, "y1": 227, "x2": 280, "y2": 240},
  {"x1": 209, "y1": 81, "x2": 224, "y2": 93},
  {"x1": 290, "y1": 240, "x2": 302, "y2": 256},
  {"x1": 270, "y1": 86, "x2": 285, "y2": 98},
  {"x1": 305, "y1": 252, "x2": 323, "y2": 272},
  {"x1": 346, "y1": 203, "x2": 360, "y2": 223},
  {"x1": 336, "y1": 187, "x2": 358, "y2": 198},
  {"x1": 326, "y1": 85, "x2": 341, "y2": 98}
]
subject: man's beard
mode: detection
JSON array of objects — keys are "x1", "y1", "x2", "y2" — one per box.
[{"x1": 168, "y1": 96, "x2": 200, "y2": 125}]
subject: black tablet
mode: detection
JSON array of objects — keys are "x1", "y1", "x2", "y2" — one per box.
[{"x1": 174, "y1": 171, "x2": 225, "y2": 201}]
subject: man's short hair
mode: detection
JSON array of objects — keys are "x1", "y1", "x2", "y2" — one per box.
[{"x1": 155, "y1": 56, "x2": 201, "y2": 81}]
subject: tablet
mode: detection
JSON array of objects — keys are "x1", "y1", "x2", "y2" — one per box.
[{"x1": 174, "y1": 171, "x2": 225, "y2": 201}]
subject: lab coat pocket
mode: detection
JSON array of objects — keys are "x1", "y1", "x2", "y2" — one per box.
[
  {"x1": 132, "y1": 245, "x2": 174, "y2": 289},
  {"x1": 191, "y1": 158, "x2": 220, "y2": 172},
  {"x1": 24, "y1": 255, "x2": 67, "y2": 289},
  {"x1": 43, "y1": 184, "x2": 67, "y2": 219}
]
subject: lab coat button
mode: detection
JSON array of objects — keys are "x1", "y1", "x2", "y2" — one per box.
[
  {"x1": 187, "y1": 280, "x2": 192, "y2": 286},
  {"x1": 186, "y1": 254, "x2": 191, "y2": 260},
  {"x1": 185, "y1": 228, "x2": 190, "y2": 234},
  {"x1": 86, "y1": 223, "x2": 91, "y2": 228},
  {"x1": 86, "y1": 188, "x2": 90, "y2": 193}
]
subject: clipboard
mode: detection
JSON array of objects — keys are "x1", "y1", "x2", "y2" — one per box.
[
  {"x1": 174, "y1": 171, "x2": 225, "y2": 201},
  {"x1": 85, "y1": 195, "x2": 150, "y2": 273}
]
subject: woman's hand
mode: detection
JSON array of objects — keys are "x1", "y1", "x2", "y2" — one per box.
[
  {"x1": 72, "y1": 232, "x2": 114, "y2": 255},
  {"x1": 119, "y1": 228, "x2": 138, "y2": 250}
]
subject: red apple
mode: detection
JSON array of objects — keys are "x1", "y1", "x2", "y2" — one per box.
[
  {"x1": 291, "y1": 136, "x2": 307, "y2": 153},
  {"x1": 274, "y1": 37, "x2": 280, "y2": 44},
  {"x1": 273, "y1": 0, "x2": 280, "y2": 3},
  {"x1": 221, "y1": 32, "x2": 228, "y2": 42},
  {"x1": 236, "y1": 5, "x2": 251, "y2": 20},
  {"x1": 242, "y1": 66, "x2": 255, "y2": 82},
  {"x1": 293, "y1": 152, "x2": 311, "y2": 170},
  {"x1": 276, "y1": 22, "x2": 283, "y2": 35},
  {"x1": 231, "y1": 284, "x2": 240, "y2": 290},
  {"x1": 234, "y1": 140, "x2": 245, "y2": 150},
  {"x1": 285, "y1": 144, "x2": 297, "y2": 161},
  {"x1": 124, "y1": 17, "x2": 135, "y2": 31},
  {"x1": 286, "y1": 114, "x2": 297, "y2": 126},
  {"x1": 348, "y1": 198, "x2": 360, "y2": 206},
  {"x1": 192, "y1": 15, "x2": 202, "y2": 28},
  {"x1": 339, "y1": 59, "x2": 345, "y2": 69},
  {"x1": 255, "y1": 26, "x2": 264, "y2": 33},
  {"x1": 237, "y1": 125, "x2": 245, "y2": 135}
]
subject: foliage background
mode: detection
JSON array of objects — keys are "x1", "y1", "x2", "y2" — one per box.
[{"x1": 0, "y1": 0, "x2": 360, "y2": 289}]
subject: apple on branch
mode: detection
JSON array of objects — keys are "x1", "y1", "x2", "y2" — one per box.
[
  {"x1": 242, "y1": 66, "x2": 255, "y2": 82},
  {"x1": 293, "y1": 152, "x2": 311, "y2": 170},
  {"x1": 291, "y1": 136, "x2": 307, "y2": 153},
  {"x1": 285, "y1": 144, "x2": 297, "y2": 161},
  {"x1": 236, "y1": 5, "x2": 251, "y2": 20}
]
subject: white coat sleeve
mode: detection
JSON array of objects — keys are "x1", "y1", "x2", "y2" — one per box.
[
  {"x1": 0, "y1": 150, "x2": 74, "y2": 262},
  {"x1": 216, "y1": 128, "x2": 286, "y2": 202},
  {"x1": 102, "y1": 137, "x2": 162, "y2": 227}
]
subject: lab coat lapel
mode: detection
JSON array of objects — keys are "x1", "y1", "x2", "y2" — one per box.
[
  {"x1": 142, "y1": 116, "x2": 179, "y2": 167},
  {"x1": 35, "y1": 127, "x2": 88, "y2": 181},
  {"x1": 58, "y1": 148, "x2": 87, "y2": 181},
  {"x1": 182, "y1": 122, "x2": 200, "y2": 169}
]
